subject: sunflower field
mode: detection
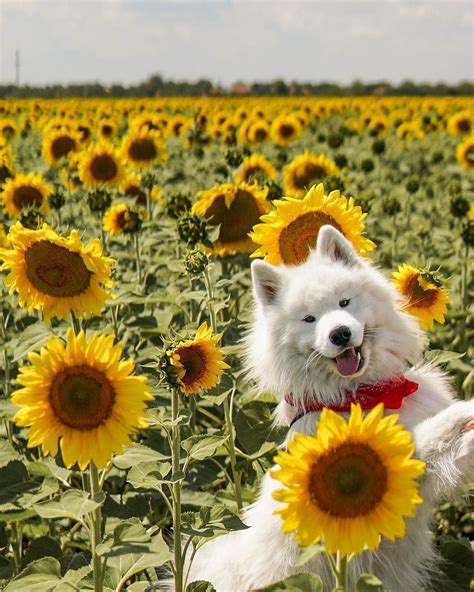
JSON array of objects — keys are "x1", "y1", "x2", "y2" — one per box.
[{"x1": 0, "y1": 96, "x2": 472, "y2": 591}]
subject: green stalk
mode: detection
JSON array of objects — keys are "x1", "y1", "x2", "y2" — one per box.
[
  {"x1": 89, "y1": 463, "x2": 103, "y2": 592},
  {"x1": 459, "y1": 243, "x2": 469, "y2": 349},
  {"x1": 1, "y1": 307, "x2": 10, "y2": 398},
  {"x1": 133, "y1": 233, "x2": 143, "y2": 284},
  {"x1": 331, "y1": 552, "x2": 348, "y2": 592},
  {"x1": 11, "y1": 521, "x2": 23, "y2": 575},
  {"x1": 171, "y1": 388, "x2": 184, "y2": 592},
  {"x1": 203, "y1": 266, "x2": 242, "y2": 511}
]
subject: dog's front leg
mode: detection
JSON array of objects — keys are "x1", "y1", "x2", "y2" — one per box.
[{"x1": 413, "y1": 400, "x2": 474, "y2": 498}]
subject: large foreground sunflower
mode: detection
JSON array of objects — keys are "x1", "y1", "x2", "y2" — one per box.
[
  {"x1": 271, "y1": 404, "x2": 425, "y2": 556},
  {"x1": 0, "y1": 222, "x2": 114, "y2": 321},
  {"x1": 192, "y1": 182, "x2": 270, "y2": 256},
  {"x1": 456, "y1": 137, "x2": 474, "y2": 169},
  {"x1": 1, "y1": 173, "x2": 51, "y2": 216},
  {"x1": 284, "y1": 151, "x2": 339, "y2": 197},
  {"x1": 78, "y1": 142, "x2": 125, "y2": 188},
  {"x1": 168, "y1": 322, "x2": 229, "y2": 395},
  {"x1": 392, "y1": 264, "x2": 450, "y2": 331},
  {"x1": 250, "y1": 183, "x2": 375, "y2": 265},
  {"x1": 12, "y1": 329, "x2": 152, "y2": 469}
]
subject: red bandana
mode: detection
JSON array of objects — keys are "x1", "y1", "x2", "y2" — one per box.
[{"x1": 285, "y1": 376, "x2": 418, "y2": 426}]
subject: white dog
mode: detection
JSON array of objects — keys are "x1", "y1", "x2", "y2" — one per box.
[{"x1": 188, "y1": 225, "x2": 474, "y2": 591}]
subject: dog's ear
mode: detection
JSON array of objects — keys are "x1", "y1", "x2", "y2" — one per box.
[
  {"x1": 313, "y1": 225, "x2": 359, "y2": 266},
  {"x1": 251, "y1": 259, "x2": 281, "y2": 306}
]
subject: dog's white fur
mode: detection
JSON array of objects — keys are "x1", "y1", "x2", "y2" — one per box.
[{"x1": 188, "y1": 226, "x2": 474, "y2": 592}]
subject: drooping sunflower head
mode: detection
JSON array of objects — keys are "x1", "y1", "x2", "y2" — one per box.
[
  {"x1": 392, "y1": 264, "x2": 450, "y2": 331},
  {"x1": 284, "y1": 151, "x2": 340, "y2": 198},
  {"x1": 122, "y1": 129, "x2": 166, "y2": 169},
  {"x1": 1, "y1": 173, "x2": 52, "y2": 217},
  {"x1": 250, "y1": 183, "x2": 375, "y2": 265},
  {"x1": 0, "y1": 222, "x2": 114, "y2": 321},
  {"x1": 270, "y1": 114, "x2": 303, "y2": 146},
  {"x1": 78, "y1": 142, "x2": 125, "y2": 188},
  {"x1": 42, "y1": 127, "x2": 81, "y2": 166},
  {"x1": 456, "y1": 137, "x2": 474, "y2": 169},
  {"x1": 167, "y1": 322, "x2": 229, "y2": 395},
  {"x1": 12, "y1": 328, "x2": 153, "y2": 470},
  {"x1": 271, "y1": 403, "x2": 425, "y2": 556},
  {"x1": 235, "y1": 154, "x2": 277, "y2": 185},
  {"x1": 192, "y1": 182, "x2": 271, "y2": 256}
]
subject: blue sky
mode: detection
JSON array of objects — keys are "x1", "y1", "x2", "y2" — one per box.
[{"x1": 0, "y1": 0, "x2": 472, "y2": 85}]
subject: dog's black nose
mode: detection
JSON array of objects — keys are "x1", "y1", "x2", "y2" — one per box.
[{"x1": 329, "y1": 326, "x2": 352, "y2": 347}]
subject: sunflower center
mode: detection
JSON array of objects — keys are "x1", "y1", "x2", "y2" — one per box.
[
  {"x1": 12, "y1": 186, "x2": 44, "y2": 210},
  {"x1": 279, "y1": 211, "x2": 343, "y2": 265},
  {"x1": 125, "y1": 185, "x2": 147, "y2": 206},
  {"x1": 243, "y1": 166, "x2": 267, "y2": 183},
  {"x1": 406, "y1": 275, "x2": 438, "y2": 308},
  {"x1": 254, "y1": 128, "x2": 268, "y2": 142},
  {"x1": 90, "y1": 154, "x2": 118, "y2": 182},
  {"x1": 128, "y1": 139, "x2": 157, "y2": 162},
  {"x1": 50, "y1": 365, "x2": 115, "y2": 430},
  {"x1": 102, "y1": 125, "x2": 113, "y2": 137},
  {"x1": 457, "y1": 119, "x2": 470, "y2": 133},
  {"x1": 78, "y1": 126, "x2": 91, "y2": 141},
  {"x1": 309, "y1": 442, "x2": 388, "y2": 517},
  {"x1": 279, "y1": 124, "x2": 295, "y2": 139},
  {"x1": 206, "y1": 189, "x2": 263, "y2": 245},
  {"x1": 51, "y1": 136, "x2": 76, "y2": 160},
  {"x1": 176, "y1": 345, "x2": 206, "y2": 386},
  {"x1": 294, "y1": 163, "x2": 328, "y2": 189},
  {"x1": 466, "y1": 146, "x2": 474, "y2": 163},
  {"x1": 24, "y1": 240, "x2": 92, "y2": 297}
]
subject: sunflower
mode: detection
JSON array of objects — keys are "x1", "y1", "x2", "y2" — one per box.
[
  {"x1": 396, "y1": 121, "x2": 425, "y2": 141},
  {"x1": 284, "y1": 152, "x2": 339, "y2": 198},
  {"x1": 447, "y1": 110, "x2": 472, "y2": 136},
  {"x1": 103, "y1": 203, "x2": 132, "y2": 236},
  {"x1": 168, "y1": 322, "x2": 229, "y2": 395},
  {"x1": 456, "y1": 137, "x2": 474, "y2": 169},
  {"x1": 271, "y1": 403, "x2": 425, "y2": 556},
  {"x1": 235, "y1": 154, "x2": 277, "y2": 184},
  {"x1": 122, "y1": 129, "x2": 165, "y2": 169},
  {"x1": 0, "y1": 222, "x2": 114, "y2": 321},
  {"x1": 78, "y1": 142, "x2": 125, "y2": 188},
  {"x1": 167, "y1": 115, "x2": 189, "y2": 138},
  {"x1": 271, "y1": 114, "x2": 303, "y2": 146},
  {"x1": 0, "y1": 148, "x2": 15, "y2": 185},
  {"x1": 11, "y1": 329, "x2": 152, "y2": 470},
  {"x1": 192, "y1": 182, "x2": 271, "y2": 256},
  {"x1": 1, "y1": 173, "x2": 51, "y2": 217},
  {"x1": 392, "y1": 264, "x2": 450, "y2": 331},
  {"x1": 120, "y1": 173, "x2": 148, "y2": 206},
  {"x1": 247, "y1": 119, "x2": 271, "y2": 144},
  {"x1": 0, "y1": 223, "x2": 8, "y2": 248},
  {"x1": 250, "y1": 184, "x2": 375, "y2": 265},
  {"x1": 97, "y1": 118, "x2": 118, "y2": 140},
  {"x1": 42, "y1": 127, "x2": 80, "y2": 166},
  {"x1": 0, "y1": 118, "x2": 17, "y2": 141}
]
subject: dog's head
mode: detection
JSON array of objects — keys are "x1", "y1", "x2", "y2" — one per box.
[{"x1": 244, "y1": 225, "x2": 423, "y2": 406}]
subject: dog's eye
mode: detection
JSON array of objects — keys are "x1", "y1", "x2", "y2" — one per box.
[
  {"x1": 339, "y1": 299, "x2": 350, "y2": 308},
  {"x1": 303, "y1": 315, "x2": 316, "y2": 323}
]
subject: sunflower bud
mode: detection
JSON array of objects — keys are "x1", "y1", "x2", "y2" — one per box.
[
  {"x1": 19, "y1": 209, "x2": 45, "y2": 229},
  {"x1": 162, "y1": 192, "x2": 192, "y2": 219},
  {"x1": 183, "y1": 247, "x2": 209, "y2": 276},
  {"x1": 324, "y1": 176, "x2": 345, "y2": 193},
  {"x1": 334, "y1": 153, "x2": 348, "y2": 168},
  {"x1": 361, "y1": 158, "x2": 375, "y2": 173},
  {"x1": 266, "y1": 181, "x2": 284, "y2": 201},
  {"x1": 461, "y1": 220, "x2": 474, "y2": 247},
  {"x1": 88, "y1": 188, "x2": 112, "y2": 213},
  {"x1": 372, "y1": 139, "x2": 386, "y2": 155},
  {"x1": 406, "y1": 178, "x2": 420, "y2": 194},
  {"x1": 49, "y1": 191, "x2": 65, "y2": 210},
  {"x1": 141, "y1": 172, "x2": 157, "y2": 192},
  {"x1": 450, "y1": 195, "x2": 470, "y2": 218},
  {"x1": 159, "y1": 352, "x2": 181, "y2": 389},
  {"x1": 327, "y1": 132, "x2": 344, "y2": 149},
  {"x1": 382, "y1": 196, "x2": 401, "y2": 216},
  {"x1": 177, "y1": 213, "x2": 208, "y2": 246},
  {"x1": 225, "y1": 148, "x2": 244, "y2": 168}
]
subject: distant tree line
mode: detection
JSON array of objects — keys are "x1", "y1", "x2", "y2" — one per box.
[{"x1": 0, "y1": 74, "x2": 472, "y2": 99}]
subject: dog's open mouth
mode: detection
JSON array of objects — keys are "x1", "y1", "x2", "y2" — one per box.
[{"x1": 334, "y1": 345, "x2": 364, "y2": 376}]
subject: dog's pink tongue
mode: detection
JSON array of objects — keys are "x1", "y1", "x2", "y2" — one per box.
[{"x1": 336, "y1": 348, "x2": 360, "y2": 376}]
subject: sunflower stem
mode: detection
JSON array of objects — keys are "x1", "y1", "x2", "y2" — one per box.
[
  {"x1": 331, "y1": 552, "x2": 348, "y2": 592},
  {"x1": 89, "y1": 463, "x2": 103, "y2": 592},
  {"x1": 171, "y1": 387, "x2": 184, "y2": 592},
  {"x1": 10, "y1": 521, "x2": 23, "y2": 575},
  {"x1": 459, "y1": 243, "x2": 469, "y2": 350},
  {"x1": 133, "y1": 233, "x2": 143, "y2": 285},
  {"x1": 70, "y1": 310, "x2": 81, "y2": 336},
  {"x1": 1, "y1": 306, "x2": 11, "y2": 398}
]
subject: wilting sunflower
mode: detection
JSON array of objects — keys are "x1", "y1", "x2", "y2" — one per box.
[
  {"x1": 284, "y1": 151, "x2": 339, "y2": 197},
  {"x1": 235, "y1": 154, "x2": 277, "y2": 184},
  {"x1": 42, "y1": 127, "x2": 80, "y2": 166},
  {"x1": 78, "y1": 142, "x2": 125, "y2": 188},
  {"x1": 456, "y1": 137, "x2": 474, "y2": 169},
  {"x1": 168, "y1": 322, "x2": 229, "y2": 395},
  {"x1": 392, "y1": 264, "x2": 450, "y2": 331},
  {"x1": 271, "y1": 403, "x2": 425, "y2": 556},
  {"x1": 270, "y1": 114, "x2": 303, "y2": 146},
  {"x1": 447, "y1": 110, "x2": 472, "y2": 136},
  {"x1": 192, "y1": 182, "x2": 270, "y2": 256},
  {"x1": 1, "y1": 173, "x2": 51, "y2": 217},
  {"x1": 12, "y1": 329, "x2": 152, "y2": 470},
  {"x1": 0, "y1": 222, "x2": 114, "y2": 321},
  {"x1": 250, "y1": 183, "x2": 375, "y2": 265},
  {"x1": 122, "y1": 129, "x2": 165, "y2": 169}
]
